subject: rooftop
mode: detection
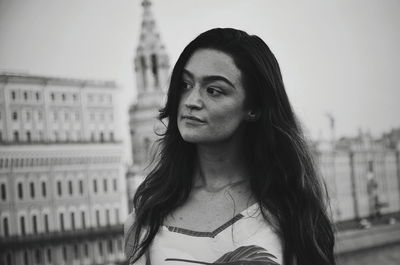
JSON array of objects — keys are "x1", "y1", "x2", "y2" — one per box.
[{"x1": 0, "y1": 72, "x2": 117, "y2": 89}]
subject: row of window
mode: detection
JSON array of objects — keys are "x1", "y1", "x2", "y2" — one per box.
[
  {"x1": 2, "y1": 207, "x2": 120, "y2": 236},
  {"x1": 9, "y1": 130, "x2": 43, "y2": 143},
  {"x1": 8, "y1": 90, "x2": 114, "y2": 105},
  {"x1": 0, "y1": 156, "x2": 120, "y2": 169},
  {"x1": 92, "y1": 178, "x2": 119, "y2": 194},
  {"x1": 89, "y1": 111, "x2": 114, "y2": 122},
  {"x1": 2, "y1": 239, "x2": 123, "y2": 265},
  {"x1": 0, "y1": 177, "x2": 118, "y2": 201},
  {"x1": 9, "y1": 110, "x2": 43, "y2": 121},
  {"x1": 8, "y1": 109, "x2": 113, "y2": 122},
  {"x1": 10, "y1": 90, "x2": 80, "y2": 103},
  {"x1": 0, "y1": 130, "x2": 115, "y2": 143},
  {"x1": 10, "y1": 90, "x2": 42, "y2": 102},
  {"x1": 87, "y1": 93, "x2": 113, "y2": 104}
]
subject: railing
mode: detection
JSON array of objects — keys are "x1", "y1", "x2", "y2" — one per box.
[{"x1": 0, "y1": 224, "x2": 123, "y2": 250}]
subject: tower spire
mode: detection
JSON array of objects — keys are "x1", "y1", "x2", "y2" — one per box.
[
  {"x1": 129, "y1": 0, "x2": 170, "y2": 170},
  {"x1": 134, "y1": 0, "x2": 169, "y2": 96}
]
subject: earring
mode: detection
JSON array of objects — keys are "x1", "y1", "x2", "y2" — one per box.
[{"x1": 247, "y1": 111, "x2": 257, "y2": 121}]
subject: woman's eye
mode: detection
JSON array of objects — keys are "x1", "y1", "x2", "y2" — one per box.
[
  {"x1": 206, "y1": 87, "x2": 222, "y2": 96},
  {"x1": 181, "y1": 81, "x2": 192, "y2": 90}
]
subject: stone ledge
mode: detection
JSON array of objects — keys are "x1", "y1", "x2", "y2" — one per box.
[{"x1": 335, "y1": 223, "x2": 400, "y2": 254}]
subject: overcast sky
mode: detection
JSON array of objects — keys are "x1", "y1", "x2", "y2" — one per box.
[{"x1": 1, "y1": 0, "x2": 399, "y2": 159}]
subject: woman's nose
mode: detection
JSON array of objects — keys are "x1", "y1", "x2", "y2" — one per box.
[{"x1": 184, "y1": 87, "x2": 203, "y2": 110}]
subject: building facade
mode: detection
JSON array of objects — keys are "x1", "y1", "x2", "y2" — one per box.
[
  {"x1": 127, "y1": 0, "x2": 170, "y2": 211},
  {"x1": 317, "y1": 131, "x2": 400, "y2": 223},
  {"x1": 0, "y1": 73, "x2": 128, "y2": 265}
]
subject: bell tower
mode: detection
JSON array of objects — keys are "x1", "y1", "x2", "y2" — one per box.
[{"x1": 129, "y1": 0, "x2": 170, "y2": 172}]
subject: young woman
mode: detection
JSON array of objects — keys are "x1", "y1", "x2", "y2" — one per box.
[{"x1": 125, "y1": 28, "x2": 336, "y2": 265}]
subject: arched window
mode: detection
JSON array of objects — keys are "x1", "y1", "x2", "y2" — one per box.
[
  {"x1": 140, "y1": 56, "x2": 147, "y2": 89},
  {"x1": 98, "y1": 241, "x2": 103, "y2": 256},
  {"x1": 79, "y1": 180, "x2": 83, "y2": 194},
  {"x1": 3, "y1": 217, "x2": 9, "y2": 237},
  {"x1": 115, "y1": 208, "x2": 119, "y2": 224},
  {"x1": 1, "y1": 183, "x2": 6, "y2": 200},
  {"x1": 35, "y1": 249, "x2": 41, "y2": 264},
  {"x1": 68, "y1": 181, "x2": 73, "y2": 195},
  {"x1": 20, "y1": 216, "x2": 25, "y2": 235},
  {"x1": 113, "y1": 179, "x2": 117, "y2": 191},
  {"x1": 81, "y1": 211, "x2": 86, "y2": 229},
  {"x1": 108, "y1": 240, "x2": 113, "y2": 253},
  {"x1": 151, "y1": 54, "x2": 159, "y2": 87},
  {"x1": 6, "y1": 252, "x2": 12, "y2": 265},
  {"x1": 100, "y1": 132, "x2": 104, "y2": 143},
  {"x1": 30, "y1": 182, "x2": 35, "y2": 198},
  {"x1": 57, "y1": 181, "x2": 62, "y2": 196},
  {"x1": 23, "y1": 251, "x2": 28, "y2": 265},
  {"x1": 44, "y1": 214, "x2": 49, "y2": 233},
  {"x1": 84, "y1": 243, "x2": 89, "y2": 257},
  {"x1": 46, "y1": 248, "x2": 52, "y2": 263},
  {"x1": 117, "y1": 238, "x2": 123, "y2": 252},
  {"x1": 103, "y1": 179, "x2": 107, "y2": 192},
  {"x1": 13, "y1": 131, "x2": 19, "y2": 142},
  {"x1": 71, "y1": 212, "x2": 75, "y2": 230},
  {"x1": 106, "y1": 209, "x2": 110, "y2": 225},
  {"x1": 96, "y1": 210, "x2": 100, "y2": 227},
  {"x1": 59, "y1": 213, "x2": 64, "y2": 231},
  {"x1": 32, "y1": 215, "x2": 38, "y2": 234},
  {"x1": 42, "y1": 182, "x2": 47, "y2": 197},
  {"x1": 73, "y1": 244, "x2": 79, "y2": 259},
  {"x1": 93, "y1": 179, "x2": 97, "y2": 193},
  {"x1": 24, "y1": 92, "x2": 28, "y2": 100},
  {"x1": 18, "y1": 183, "x2": 23, "y2": 199},
  {"x1": 62, "y1": 246, "x2": 67, "y2": 261},
  {"x1": 26, "y1": 131, "x2": 31, "y2": 142}
]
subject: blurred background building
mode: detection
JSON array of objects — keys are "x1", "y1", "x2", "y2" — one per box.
[
  {"x1": 317, "y1": 130, "x2": 400, "y2": 222},
  {"x1": 0, "y1": 73, "x2": 127, "y2": 265}
]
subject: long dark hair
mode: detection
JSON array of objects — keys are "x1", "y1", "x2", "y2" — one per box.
[{"x1": 126, "y1": 28, "x2": 335, "y2": 265}]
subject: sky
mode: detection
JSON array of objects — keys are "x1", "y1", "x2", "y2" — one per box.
[{"x1": 0, "y1": 0, "x2": 399, "y2": 161}]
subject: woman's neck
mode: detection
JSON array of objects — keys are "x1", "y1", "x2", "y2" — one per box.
[{"x1": 194, "y1": 139, "x2": 249, "y2": 191}]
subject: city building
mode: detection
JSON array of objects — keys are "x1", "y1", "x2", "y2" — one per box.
[
  {"x1": 0, "y1": 72, "x2": 128, "y2": 265},
  {"x1": 317, "y1": 130, "x2": 400, "y2": 222},
  {"x1": 127, "y1": 0, "x2": 170, "y2": 211}
]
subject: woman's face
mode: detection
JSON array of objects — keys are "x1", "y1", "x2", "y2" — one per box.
[{"x1": 177, "y1": 48, "x2": 248, "y2": 144}]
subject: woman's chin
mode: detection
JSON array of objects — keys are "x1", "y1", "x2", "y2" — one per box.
[{"x1": 180, "y1": 134, "x2": 204, "y2": 143}]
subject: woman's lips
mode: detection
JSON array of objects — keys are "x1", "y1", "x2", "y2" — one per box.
[{"x1": 181, "y1": 115, "x2": 206, "y2": 123}]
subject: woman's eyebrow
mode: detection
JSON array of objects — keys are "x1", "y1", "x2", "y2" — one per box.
[{"x1": 183, "y1": 68, "x2": 236, "y2": 89}]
